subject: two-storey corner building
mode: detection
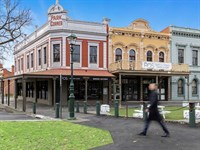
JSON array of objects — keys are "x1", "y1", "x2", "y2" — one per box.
[
  {"x1": 162, "y1": 26, "x2": 200, "y2": 101},
  {"x1": 8, "y1": 1, "x2": 113, "y2": 109},
  {"x1": 109, "y1": 19, "x2": 189, "y2": 103}
]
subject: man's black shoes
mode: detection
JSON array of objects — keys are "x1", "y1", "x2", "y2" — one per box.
[
  {"x1": 138, "y1": 132, "x2": 146, "y2": 136},
  {"x1": 161, "y1": 133, "x2": 170, "y2": 137}
]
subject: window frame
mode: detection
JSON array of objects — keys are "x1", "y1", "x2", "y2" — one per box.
[
  {"x1": 38, "y1": 49, "x2": 41, "y2": 66},
  {"x1": 177, "y1": 79, "x2": 184, "y2": 96},
  {"x1": 89, "y1": 45, "x2": 98, "y2": 64},
  {"x1": 159, "y1": 52, "x2": 164, "y2": 62},
  {"x1": 115, "y1": 48, "x2": 122, "y2": 62},
  {"x1": 31, "y1": 53, "x2": 34, "y2": 68},
  {"x1": 73, "y1": 44, "x2": 81, "y2": 63},
  {"x1": 178, "y1": 49, "x2": 184, "y2": 64},
  {"x1": 147, "y1": 51, "x2": 153, "y2": 62},
  {"x1": 53, "y1": 43, "x2": 61, "y2": 63},
  {"x1": 27, "y1": 55, "x2": 29, "y2": 69},
  {"x1": 129, "y1": 49, "x2": 136, "y2": 61},
  {"x1": 192, "y1": 79, "x2": 198, "y2": 95},
  {"x1": 43, "y1": 47, "x2": 47, "y2": 64},
  {"x1": 192, "y1": 50, "x2": 198, "y2": 66}
]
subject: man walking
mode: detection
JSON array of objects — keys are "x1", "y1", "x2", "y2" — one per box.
[{"x1": 138, "y1": 83, "x2": 170, "y2": 137}]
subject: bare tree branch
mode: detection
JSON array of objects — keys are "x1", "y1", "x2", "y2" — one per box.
[{"x1": 0, "y1": 0, "x2": 32, "y2": 61}]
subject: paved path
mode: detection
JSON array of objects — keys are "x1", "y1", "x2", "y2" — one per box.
[
  {"x1": 74, "y1": 115, "x2": 200, "y2": 150},
  {"x1": 0, "y1": 106, "x2": 36, "y2": 121}
]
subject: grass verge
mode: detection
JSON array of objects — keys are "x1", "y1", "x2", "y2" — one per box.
[{"x1": 0, "y1": 121, "x2": 113, "y2": 150}]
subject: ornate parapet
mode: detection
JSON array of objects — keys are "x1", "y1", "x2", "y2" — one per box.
[
  {"x1": 109, "y1": 60, "x2": 135, "y2": 72},
  {"x1": 171, "y1": 64, "x2": 189, "y2": 72}
]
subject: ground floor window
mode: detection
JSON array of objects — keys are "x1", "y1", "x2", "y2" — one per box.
[
  {"x1": 73, "y1": 80, "x2": 103, "y2": 100},
  {"x1": 26, "y1": 82, "x2": 34, "y2": 98},
  {"x1": 17, "y1": 83, "x2": 22, "y2": 96},
  {"x1": 122, "y1": 78, "x2": 138, "y2": 101},
  {"x1": 88, "y1": 81, "x2": 103, "y2": 100},
  {"x1": 37, "y1": 81, "x2": 48, "y2": 100}
]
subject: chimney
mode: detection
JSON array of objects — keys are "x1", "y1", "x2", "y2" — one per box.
[
  {"x1": 11, "y1": 65, "x2": 14, "y2": 74},
  {"x1": 0, "y1": 63, "x2": 3, "y2": 68}
]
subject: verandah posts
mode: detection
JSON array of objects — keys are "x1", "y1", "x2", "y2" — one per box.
[
  {"x1": 96, "y1": 101, "x2": 100, "y2": 116},
  {"x1": 189, "y1": 102, "x2": 196, "y2": 127}
]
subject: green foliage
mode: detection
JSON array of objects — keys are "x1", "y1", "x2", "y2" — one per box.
[{"x1": 0, "y1": 121, "x2": 113, "y2": 150}]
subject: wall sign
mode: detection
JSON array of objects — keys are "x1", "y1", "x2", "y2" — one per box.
[
  {"x1": 142, "y1": 61, "x2": 172, "y2": 71},
  {"x1": 50, "y1": 15, "x2": 63, "y2": 26}
]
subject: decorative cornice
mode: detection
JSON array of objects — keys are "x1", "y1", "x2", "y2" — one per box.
[{"x1": 175, "y1": 43, "x2": 188, "y2": 47}]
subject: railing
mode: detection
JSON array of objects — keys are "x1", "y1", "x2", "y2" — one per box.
[
  {"x1": 109, "y1": 60, "x2": 189, "y2": 73},
  {"x1": 109, "y1": 60, "x2": 135, "y2": 72},
  {"x1": 172, "y1": 64, "x2": 189, "y2": 72}
]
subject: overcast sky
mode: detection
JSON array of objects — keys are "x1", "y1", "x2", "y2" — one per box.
[{"x1": 4, "y1": 0, "x2": 200, "y2": 68}]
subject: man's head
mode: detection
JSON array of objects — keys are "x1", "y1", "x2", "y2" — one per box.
[{"x1": 148, "y1": 83, "x2": 157, "y2": 91}]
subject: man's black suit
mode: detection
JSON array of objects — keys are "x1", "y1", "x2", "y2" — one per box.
[{"x1": 142, "y1": 90, "x2": 169, "y2": 135}]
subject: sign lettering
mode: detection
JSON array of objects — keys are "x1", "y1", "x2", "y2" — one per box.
[{"x1": 142, "y1": 61, "x2": 172, "y2": 71}]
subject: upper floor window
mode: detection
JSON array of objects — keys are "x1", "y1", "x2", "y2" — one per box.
[
  {"x1": 129, "y1": 49, "x2": 135, "y2": 61},
  {"x1": 38, "y1": 49, "x2": 41, "y2": 66},
  {"x1": 192, "y1": 50, "x2": 198, "y2": 66},
  {"x1": 159, "y1": 52, "x2": 164, "y2": 62},
  {"x1": 192, "y1": 79, "x2": 198, "y2": 95},
  {"x1": 44, "y1": 47, "x2": 47, "y2": 64},
  {"x1": 31, "y1": 53, "x2": 34, "y2": 68},
  {"x1": 147, "y1": 51, "x2": 152, "y2": 61},
  {"x1": 53, "y1": 44, "x2": 60, "y2": 62},
  {"x1": 21, "y1": 58, "x2": 23, "y2": 71},
  {"x1": 178, "y1": 79, "x2": 184, "y2": 95},
  {"x1": 15, "y1": 60, "x2": 16, "y2": 72},
  {"x1": 115, "y1": 48, "x2": 122, "y2": 62},
  {"x1": 178, "y1": 49, "x2": 184, "y2": 63},
  {"x1": 18, "y1": 59, "x2": 20, "y2": 71},
  {"x1": 27, "y1": 55, "x2": 29, "y2": 69},
  {"x1": 73, "y1": 45, "x2": 80, "y2": 63},
  {"x1": 90, "y1": 46, "x2": 97, "y2": 64}
]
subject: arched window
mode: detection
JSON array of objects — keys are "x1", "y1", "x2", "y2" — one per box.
[
  {"x1": 147, "y1": 51, "x2": 152, "y2": 61},
  {"x1": 192, "y1": 79, "x2": 198, "y2": 95},
  {"x1": 159, "y1": 52, "x2": 164, "y2": 62},
  {"x1": 129, "y1": 49, "x2": 135, "y2": 61},
  {"x1": 178, "y1": 79, "x2": 184, "y2": 95},
  {"x1": 115, "y1": 48, "x2": 122, "y2": 62}
]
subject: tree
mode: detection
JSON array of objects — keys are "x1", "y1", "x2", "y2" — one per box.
[{"x1": 0, "y1": 0, "x2": 31, "y2": 60}]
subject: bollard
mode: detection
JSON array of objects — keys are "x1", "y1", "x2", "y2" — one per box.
[
  {"x1": 126, "y1": 103, "x2": 128, "y2": 118},
  {"x1": 55, "y1": 103, "x2": 60, "y2": 118},
  {"x1": 83, "y1": 101, "x2": 87, "y2": 114},
  {"x1": 96, "y1": 101, "x2": 100, "y2": 116},
  {"x1": 189, "y1": 103, "x2": 196, "y2": 127},
  {"x1": 143, "y1": 102, "x2": 148, "y2": 121},
  {"x1": 33, "y1": 102, "x2": 36, "y2": 114},
  {"x1": 114, "y1": 100, "x2": 119, "y2": 117},
  {"x1": 76, "y1": 101, "x2": 80, "y2": 113}
]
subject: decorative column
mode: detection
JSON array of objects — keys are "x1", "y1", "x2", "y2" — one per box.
[
  {"x1": 53, "y1": 78, "x2": 56, "y2": 106},
  {"x1": 84, "y1": 77, "x2": 89, "y2": 102},
  {"x1": 119, "y1": 73, "x2": 122, "y2": 107},
  {"x1": 1, "y1": 80, "x2": 4, "y2": 104},
  {"x1": 140, "y1": 77, "x2": 143, "y2": 101},
  {"x1": 22, "y1": 79, "x2": 26, "y2": 112},
  {"x1": 14, "y1": 79, "x2": 18, "y2": 109},
  {"x1": 8, "y1": 80, "x2": 10, "y2": 106},
  {"x1": 34, "y1": 80, "x2": 37, "y2": 103}
]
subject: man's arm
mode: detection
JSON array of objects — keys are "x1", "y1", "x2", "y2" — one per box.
[{"x1": 148, "y1": 92, "x2": 157, "y2": 109}]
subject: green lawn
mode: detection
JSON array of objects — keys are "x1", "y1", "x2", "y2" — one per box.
[
  {"x1": 110, "y1": 106, "x2": 188, "y2": 120},
  {"x1": 0, "y1": 121, "x2": 113, "y2": 150}
]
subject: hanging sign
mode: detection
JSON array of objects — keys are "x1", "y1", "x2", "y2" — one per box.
[{"x1": 142, "y1": 61, "x2": 172, "y2": 71}]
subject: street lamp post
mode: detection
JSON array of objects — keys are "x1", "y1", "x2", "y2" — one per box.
[{"x1": 67, "y1": 34, "x2": 77, "y2": 119}]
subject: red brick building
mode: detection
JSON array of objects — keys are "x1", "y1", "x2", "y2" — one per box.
[{"x1": 5, "y1": 1, "x2": 113, "y2": 110}]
